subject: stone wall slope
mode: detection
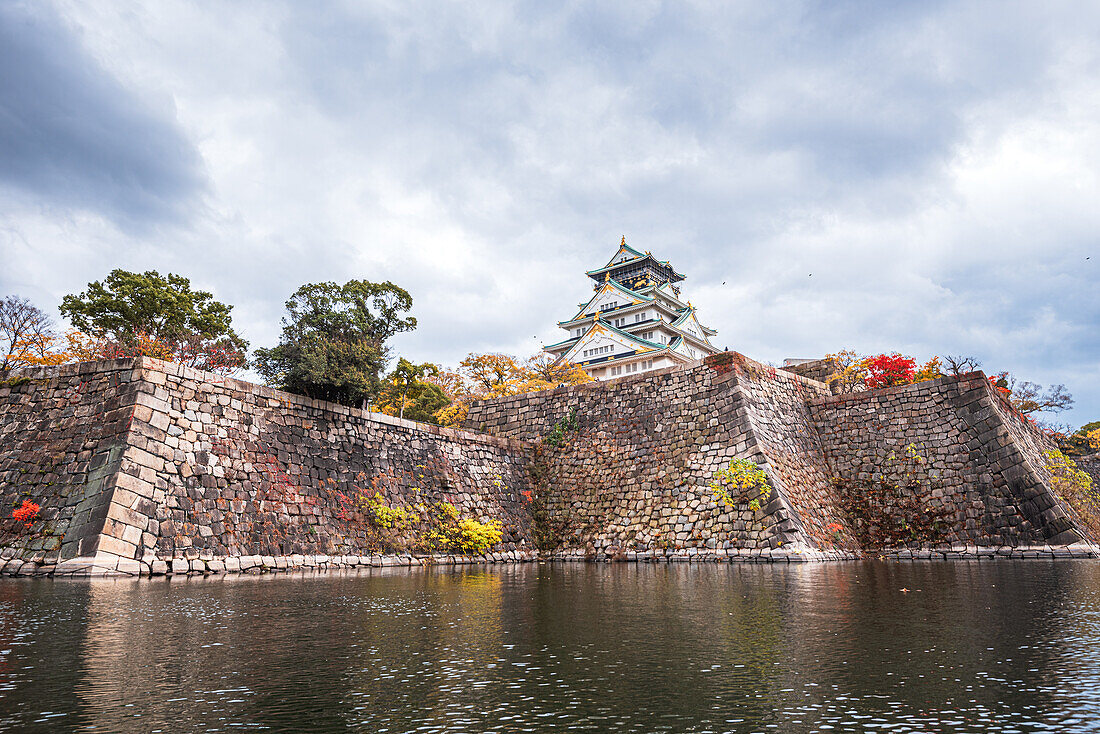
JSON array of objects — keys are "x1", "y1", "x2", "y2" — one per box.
[
  {"x1": 468, "y1": 354, "x2": 1099, "y2": 554},
  {"x1": 807, "y1": 374, "x2": 1096, "y2": 546},
  {"x1": 3, "y1": 353, "x2": 1097, "y2": 576},
  {"x1": 0, "y1": 360, "x2": 138, "y2": 562},
  {"x1": 1, "y1": 358, "x2": 537, "y2": 574},
  {"x1": 466, "y1": 354, "x2": 848, "y2": 555}
]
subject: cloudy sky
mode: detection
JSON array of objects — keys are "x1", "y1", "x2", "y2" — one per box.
[{"x1": 1, "y1": 1, "x2": 1097, "y2": 424}]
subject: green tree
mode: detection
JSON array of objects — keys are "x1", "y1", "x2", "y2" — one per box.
[
  {"x1": 375, "y1": 359, "x2": 451, "y2": 422},
  {"x1": 59, "y1": 269, "x2": 247, "y2": 372},
  {"x1": 61, "y1": 269, "x2": 238, "y2": 342},
  {"x1": 254, "y1": 280, "x2": 416, "y2": 408}
]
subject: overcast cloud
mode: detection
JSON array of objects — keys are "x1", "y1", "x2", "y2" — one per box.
[{"x1": 1, "y1": 0, "x2": 1097, "y2": 424}]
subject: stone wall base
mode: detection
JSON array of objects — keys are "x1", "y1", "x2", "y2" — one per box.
[
  {"x1": 545, "y1": 543, "x2": 1100, "y2": 563},
  {"x1": 3, "y1": 544, "x2": 1098, "y2": 577},
  {"x1": 0, "y1": 550, "x2": 540, "y2": 577}
]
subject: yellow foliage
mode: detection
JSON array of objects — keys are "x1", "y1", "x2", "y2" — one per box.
[
  {"x1": 9, "y1": 333, "x2": 68, "y2": 367},
  {"x1": 709, "y1": 458, "x2": 771, "y2": 512},
  {"x1": 433, "y1": 351, "x2": 592, "y2": 406},
  {"x1": 823, "y1": 350, "x2": 867, "y2": 394},
  {"x1": 913, "y1": 356, "x2": 944, "y2": 383},
  {"x1": 434, "y1": 401, "x2": 469, "y2": 427}
]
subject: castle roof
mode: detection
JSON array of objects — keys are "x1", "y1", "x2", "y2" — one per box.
[
  {"x1": 671, "y1": 306, "x2": 718, "y2": 337},
  {"x1": 585, "y1": 238, "x2": 685, "y2": 284},
  {"x1": 553, "y1": 318, "x2": 670, "y2": 363},
  {"x1": 565, "y1": 277, "x2": 655, "y2": 323}
]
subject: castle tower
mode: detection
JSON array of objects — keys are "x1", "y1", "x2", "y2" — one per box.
[{"x1": 544, "y1": 237, "x2": 719, "y2": 379}]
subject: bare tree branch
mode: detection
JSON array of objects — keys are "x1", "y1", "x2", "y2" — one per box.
[
  {"x1": 944, "y1": 354, "x2": 981, "y2": 376},
  {"x1": 0, "y1": 295, "x2": 57, "y2": 377}
]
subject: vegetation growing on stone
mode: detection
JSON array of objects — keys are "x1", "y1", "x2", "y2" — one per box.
[
  {"x1": 327, "y1": 478, "x2": 503, "y2": 556},
  {"x1": 417, "y1": 501, "x2": 503, "y2": 555},
  {"x1": 831, "y1": 444, "x2": 950, "y2": 549},
  {"x1": 544, "y1": 408, "x2": 578, "y2": 448},
  {"x1": 1044, "y1": 450, "x2": 1100, "y2": 537},
  {"x1": 710, "y1": 459, "x2": 770, "y2": 512}
]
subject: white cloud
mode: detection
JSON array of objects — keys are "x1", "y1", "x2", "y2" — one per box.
[{"x1": 1, "y1": 0, "x2": 1098, "y2": 423}]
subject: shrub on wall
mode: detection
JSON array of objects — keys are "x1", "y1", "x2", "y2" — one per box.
[
  {"x1": 1044, "y1": 450, "x2": 1100, "y2": 538},
  {"x1": 863, "y1": 354, "x2": 917, "y2": 389},
  {"x1": 545, "y1": 408, "x2": 578, "y2": 448},
  {"x1": 418, "y1": 502, "x2": 503, "y2": 555},
  {"x1": 327, "y1": 477, "x2": 503, "y2": 555},
  {"x1": 710, "y1": 459, "x2": 770, "y2": 512}
]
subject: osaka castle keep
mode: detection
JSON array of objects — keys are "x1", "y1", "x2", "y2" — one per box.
[{"x1": 545, "y1": 238, "x2": 720, "y2": 379}]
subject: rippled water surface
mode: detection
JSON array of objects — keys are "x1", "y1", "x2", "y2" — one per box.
[{"x1": 3, "y1": 561, "x2": 1100, "y2": 732}]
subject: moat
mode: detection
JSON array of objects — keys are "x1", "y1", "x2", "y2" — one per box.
[{"x1": 3, "y1": 562, "x2": 1100, "y2": 732}]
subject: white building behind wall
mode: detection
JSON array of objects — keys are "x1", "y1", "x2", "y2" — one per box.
[{"x1": 544, "y1": 238, "x2": 720, "y2": 379}]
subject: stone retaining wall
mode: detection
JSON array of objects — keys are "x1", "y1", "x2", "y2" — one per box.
[
  {"x1": 806, "y1": 374, "x2": 1091, "y2": 546},
  {"x1": 469, "y1": 354, "x2": 1099, "y2": 556},
  {"x1": 0, "y1": 360, "x2": 138, "y2": 560},
  {"x1": 3, "y1": 354, "x2": 1098, "y2": 578},
  {"x1": 1, "y1": 358, "x2": 537, "y2": 575},
  {"x1": 471, "y1": 354, "x2": 853, "y2": 555}
]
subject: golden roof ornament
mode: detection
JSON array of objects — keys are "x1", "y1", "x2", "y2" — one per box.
[{"x1": 621, "y1": 235, "x2": 626, "y2": 247}]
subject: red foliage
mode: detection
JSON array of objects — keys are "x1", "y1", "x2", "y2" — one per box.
[
  {"x1": 11, "y1": 500, "x2": 40, "y2": 529},
  {"x1": 988, "y1": 372, "x2": 1012, "y2": 398},
  {"x1": 84, "y1": 330, "x2": 246, "y2": 374},
  {"x1": 704, "y1": 352, "x2": 737, "y2": 375},
  {"x1": 863, "y1": 353, "x2": 916, "y2": 389}
]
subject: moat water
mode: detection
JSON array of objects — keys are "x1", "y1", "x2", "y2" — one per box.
[{"x1": 2, "y1": 561, "x2": 1100, "y2": 733}]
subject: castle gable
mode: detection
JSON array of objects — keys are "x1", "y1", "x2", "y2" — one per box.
[
  {"x1": 572, "y1": 280, "x2": 651, "y2": 320},
  {"x1": 560, "y1": 322, "x2": 659, "y2": 364}
]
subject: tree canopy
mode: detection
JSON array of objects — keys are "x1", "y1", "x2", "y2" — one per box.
[
  {"x1": 254, "y1": 280, "x2": 416, "y2": 407},
  {"x1": 60, "y1": 269, "x2": 240, "y2": 342},
  {"x1": 427, "y1": 351, "x2": 591, "y2": 426},
  {"x1": 374, "y1": 359, "x2": 450, "y2": 423},
  {"x1": 59, "y1": 269, "x2": 248, "y2": 373}
]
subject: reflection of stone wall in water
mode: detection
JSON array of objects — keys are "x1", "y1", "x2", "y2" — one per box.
[{"x1": 2, "y1": 353, "x2": 1099, "y2": 576}]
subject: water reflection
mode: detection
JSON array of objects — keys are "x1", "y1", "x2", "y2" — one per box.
[{"x1": 1, "y1": 562, "x2": 1099, "y2": 732}]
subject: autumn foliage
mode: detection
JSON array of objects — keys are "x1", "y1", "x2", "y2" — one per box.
[
  {"x1": 63, "y1": 329, "x2": 247, "y2": 374},
  {"x1": 11, "y1": 500, "x2": 40, "y2": 530},
  {"x1": 824, "y1": 351, "x2": 939, "y2": 393},
  {"x1": 1, "y1": 296, "x2": 67, "y2": 377},
  {"x1": 862, "y1": 353, "x2": 917, "y2": 389},
  {"x1": 429, "y1": 352, "x2": 592, "y2": 426}
]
